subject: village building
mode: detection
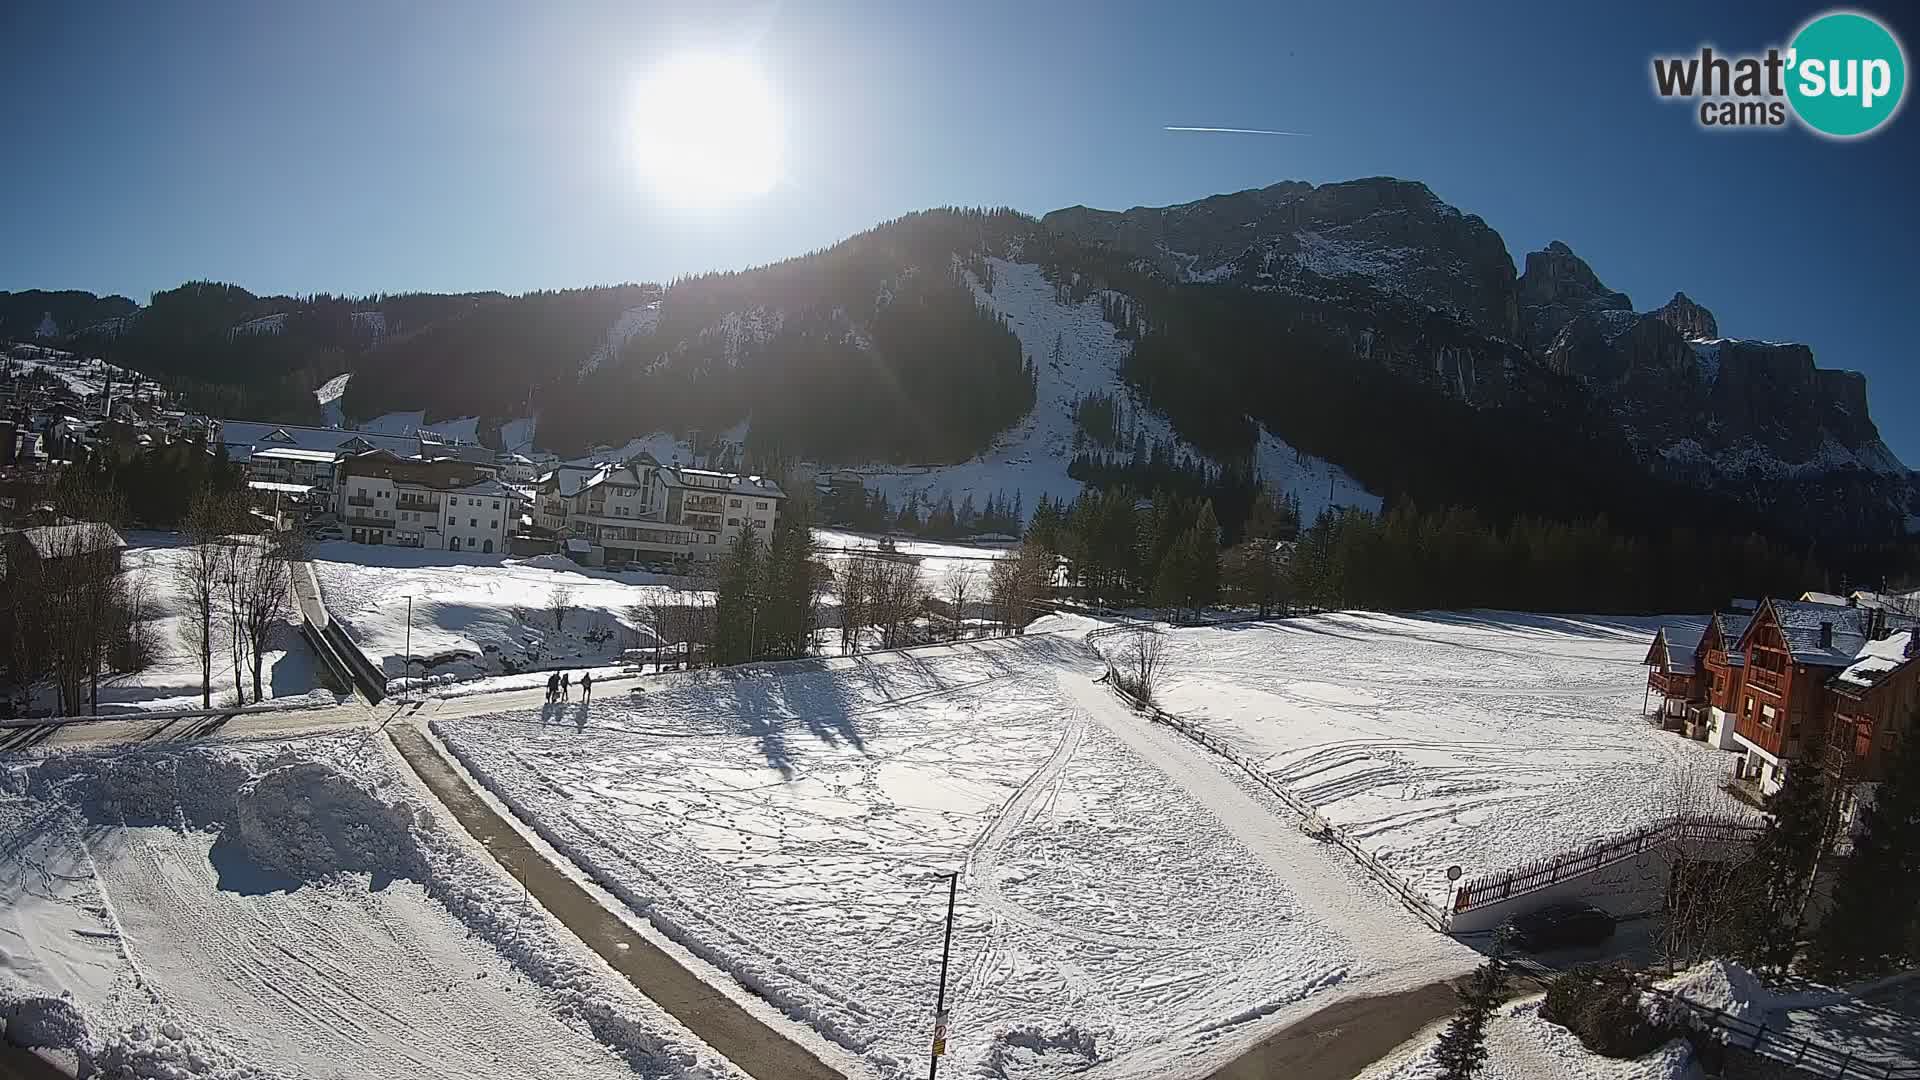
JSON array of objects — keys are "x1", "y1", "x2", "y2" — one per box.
[
  {"x1": 334, "y1": 450, "x2": 519, "y2": 552},
  {"x1": 530, "y1": 453, "x2": 784, "y2": 566}
]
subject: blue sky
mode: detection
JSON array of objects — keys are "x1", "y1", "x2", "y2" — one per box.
[{"x1": 3, "y1": 0, "x2": 1916, "y2": 463}]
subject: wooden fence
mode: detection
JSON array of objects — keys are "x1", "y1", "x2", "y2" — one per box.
[
  {"x1": 1451, "y1": 815, "x2": 1764, "y2": 916},
  {"x1": 1096, "y1": 655, "x2": 1454, "y2": 932},
  {"x1": 1643, "y1": 985, "x2": 1920, "y2": 1079}
]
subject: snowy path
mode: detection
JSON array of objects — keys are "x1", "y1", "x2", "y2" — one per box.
[{"x1": 1062, "y1": 675, "x2": 1469, "y2": 978}]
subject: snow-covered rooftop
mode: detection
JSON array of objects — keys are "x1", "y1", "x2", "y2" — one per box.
[{"x1": 1833, "y1": 628, "x2": 1919, "y2": 691}]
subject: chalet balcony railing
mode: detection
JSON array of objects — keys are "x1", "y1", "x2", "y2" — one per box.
[
  {"x1": 682, "y1": 512, "x2": 721, "y2": 530},
  {"x1": 342, "y1": 512, "x2": 390, "y2": 528},
  {"x1": 1747, "y1": 666, "x2": 1785, "y2": 694},
  {"x1": 683, "y1": 495, "x2": 724, "y2": 512},
  {"x1": 397, "y1": 498, "x2": 441, "y2": 512},
  {"x1": 346, "y1": 495, "x2": 376, "y2": 508}
]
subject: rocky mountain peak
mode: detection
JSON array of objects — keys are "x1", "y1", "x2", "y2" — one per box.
[
  {"x1": 1516, "y1": 241, "x2": 1632, "y2": 354},
  {"x1": 1043, "y1": 177, "x2": 1519, "y2": 338},
  {"x1": 1653, "y1": 292, "x2": 1719, "y2": 340}
]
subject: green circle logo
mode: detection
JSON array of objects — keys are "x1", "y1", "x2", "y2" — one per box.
[{"x1": 1787, "y1": 11, "x2": 1907, "y2": 137}]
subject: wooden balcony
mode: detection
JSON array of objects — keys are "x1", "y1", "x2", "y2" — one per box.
[{"x1": 346, "y1": 494, "x2": 376, "y2": 508}]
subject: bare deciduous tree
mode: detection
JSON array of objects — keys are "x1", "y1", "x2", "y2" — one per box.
[
  {"x1": 548, "y1": 584, "x2": 574, "y2": 631},
  {"x1": 173, "y1": 492, "x2": 227, "y2": 708},
  {"x1": 1652, "y1": 763, "x2": 1759, "y2": 972},
  {"x1": 943, "y1": 566, "x2": 980, "y2": 641},
  {"x1": 989, "y1": 544, "x2": 1055, "y2": 635},
  {"x1": 833, "y1": 556, "x2": 873, "y2": 655},
  {"x1": 1115, "y1": 628, "x2": 1167, "y2": 705}
]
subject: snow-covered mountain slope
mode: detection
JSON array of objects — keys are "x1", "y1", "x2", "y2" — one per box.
[
  {"x1": 841, "y1": 258, "x2": 1377, "y2": 519},
  {"x1": 580, "y1": 301, "x2": 660, "y2": 376}
]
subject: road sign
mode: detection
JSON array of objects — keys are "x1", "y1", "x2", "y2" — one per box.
[
  {"x1": 1446, "y1": 865, "x2": 1463, "y2": 882},
  {"x1": 932, "y1": 1011, "x2": 949, "y2": 1056}
]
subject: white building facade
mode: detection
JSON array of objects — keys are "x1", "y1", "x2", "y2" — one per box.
[
  {"x1": 336, "y1": 450, "x2": 519, "y2": 553},
  {"x1": 532, "y1": 455, "x2": 784, "y2": 565}
]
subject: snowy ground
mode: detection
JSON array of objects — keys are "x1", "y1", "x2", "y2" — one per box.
[
  {"x1": 309, "y1": 543, "x2": 690, "y2": 685},
  {"x1": 432, "y1": 633, "x2": 1472, "y2": 1079},
  {"x1": 0, "y1": 734, "x2": 743, "y2": 1079},
  {"x1": 4, "y1": 348, "x2": 164, "y2": 403},
  {"x1": 1139, "y1": 611, "x2": 1750, "y2": 903},
  {"x1": 814, "y1": 528, "x2": 1012, "y2": 589},
  {"x1": 25, "y1": 533, "x2": 331, "y2": 717}
]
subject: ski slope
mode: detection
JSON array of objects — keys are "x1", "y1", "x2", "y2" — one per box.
[
  {"x1": 1140, "y1": 611, "x2": 1752, "y2": 902},
  {"x1": 433, "y1": 633, "x2": 1472, "y2": 1079},
  {"x1": 844, "y1": 258, "x2": 1378, "y2": 522},
  {"x1": 0, "y1": 735, "x2": 743, "y2": 1079}
]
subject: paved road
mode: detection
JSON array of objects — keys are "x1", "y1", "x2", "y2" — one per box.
[
  {"x1": 1206, "y1": 982, "x2": 1459, "y2": 1080},
  {"x1": 387, "y1": 723, "x2": 845, "y2": 1080}
]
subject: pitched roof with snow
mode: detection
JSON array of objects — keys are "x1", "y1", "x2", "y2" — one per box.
[
  {"x1": 1800, "y1": 591, "x2": 1848, "y2": 607},
  {"x1": 1749, "y1": 599, "x2": 1875, "y2": 667},
  {"x1": 218, "y1": 419, "x2": 421, "y2": 460},
  {"x1": 14, "y1": 522, "x2": 127, "y2": 560},
  {"x1": 1709, "y1": 612, "x2": 1754, "y2": 666},
  {"x1": 1646, "y1": 625, "x2": 1704, "y2": 674},
  {"x1": 1832, "y1": 629, "x2": 1920, "y2": 693}
]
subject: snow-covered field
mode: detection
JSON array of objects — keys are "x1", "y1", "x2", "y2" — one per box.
[
  {"x1": 433, "y1": 631, "x2": 1471, "y2": 1079},
  {"x1": 309, "y1": 542, "x2": 687, "y2": 684},
  {"x1": 814, "y1": 528, "x2": 1012, "y2": 586},
  {"x1": 0, "y1": 734, "x2": 743, "y2": 1079},
  {"x1": 27, "y1": 533, "x2": 331, "y2": 716},
  {"x1": 1140, "y1": 611, "x2": 1750, "y2": 902}
]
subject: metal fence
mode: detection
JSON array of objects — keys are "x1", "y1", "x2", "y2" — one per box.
[{"x1": 1643, "y1": 986, "x2": 1920, "y2": 1080}]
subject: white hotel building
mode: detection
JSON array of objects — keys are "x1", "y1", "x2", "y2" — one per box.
[{"x1": 533, "y1": 453, "x2": 784, "y2": 565}]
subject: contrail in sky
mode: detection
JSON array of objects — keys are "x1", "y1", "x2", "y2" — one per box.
[{"x1": 1164, "y1": 125, "x2": 1312, "y2": 136}]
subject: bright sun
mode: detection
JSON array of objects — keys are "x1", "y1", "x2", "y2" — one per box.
[{"x1": 633, "y1": 54, "x2": 782, "y2": 205}]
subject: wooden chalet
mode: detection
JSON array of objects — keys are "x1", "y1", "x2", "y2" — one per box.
[
  {"x1": 1697, "y1": 606, "x2": 1755, "y2": 750},
  {"x1": 1825, "y1": 626, "x2": 1920, "y2": 785},
  {"x1": 1643, "y1": 625, "x2": 1707, "y2": 733}
]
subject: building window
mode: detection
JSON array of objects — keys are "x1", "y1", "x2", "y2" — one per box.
[
  {"x1": 756, "y1": 501, "x2": 768, "y2": 510},
  {"x1": 489, "y1": 520, "x2": 497, "y2": 530},
  {"x1": 729, "y1": 498, "x2": 742, "y2": 508},
  {"x1": 727, "y1": 517, "x2": 740, "y2": 527},
  {"x1": 492, "y1": 499, "x2": 501, "y2": 510},
  {"x1": 448, "y1": 516, "x2": 456, "y2": 526},
  {"x1": 469, "y1": 518, "x2": 478, "y2": 528}
]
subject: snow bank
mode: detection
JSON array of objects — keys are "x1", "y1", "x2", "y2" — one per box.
[
  {"x1": 6, "y1": 738, "x2": 743, "y2": 1079},
  {"x1": 233, "y1": 761, "x2": 424, "y2": 882},
  {"x1": 1649, "y1": 960, "x2": 1776, "y2": 1027}
]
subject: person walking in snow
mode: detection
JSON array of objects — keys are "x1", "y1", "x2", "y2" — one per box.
[
  {"x1": 546, "y1": 671, "x2": 559, "y2": 703},
  {"x1": 580, "y1": 671, "x2": 592, "y2": 704},
  {"x1": 561, "y1": 672, "x2": 571, "y2": 701}
]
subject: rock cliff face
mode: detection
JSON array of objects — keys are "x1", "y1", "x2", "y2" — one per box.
[
  {"x1": 1516, "y1": 241, "x2": 1633, "y2": 355},
  {"x1": 1044, "y1": 177, "x2": 1520, "y2": 337},
  {"x1": 1652, "y1": 292, "x2": 1718, "y2": 340},
  {"x1": 1048, "y1": 185, "x2": 1912, "y2": 536}
]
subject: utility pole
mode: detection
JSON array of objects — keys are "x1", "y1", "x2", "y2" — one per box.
[
  {"x1": 403, "y1": 595, "x2": 413, "y2": 703},
  {"x1": 929, "y1": 871, "x2": 958, "y2": 1080}
]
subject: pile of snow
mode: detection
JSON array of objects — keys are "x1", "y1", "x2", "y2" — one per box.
[
  {"x1": 0, "y1": 736, "x2": 745, "y2": 1079},
  {"x1": 1138, "y1": 611, "x2": 1752, "y2": 901},
  {"x1": 232, "y1": 761, "x2": 424, "y2": 882},
  {"x1": 1649, "y1": 960, "x2": 1777, "y2": 1027}
]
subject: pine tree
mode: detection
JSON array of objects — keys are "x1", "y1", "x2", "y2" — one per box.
[
  {"x1": 1434, "y1": 957, "x2": 1507, "y2": 1079},
  {"x1": 1727, "y1": 749, "x2": 1832, "y2": 975},
  {"x1": 712, "y1": 526, "x2": 763, "y2": 664},
  {"x1": 1808, "y1": 728, "x2": 1920, "y2": 979}
]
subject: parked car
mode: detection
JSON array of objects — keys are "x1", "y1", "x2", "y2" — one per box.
[{"x1": 1504, "y1": 902, "x2": 1616, "y2": 952}]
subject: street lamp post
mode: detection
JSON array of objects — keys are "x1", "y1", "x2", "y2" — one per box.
[
  {"x1": 929, "y1": 871, "x2": 958, "y2": 1080},
  {"x1": 403, "y1": 595, "x2": 413, "y2": 703}
]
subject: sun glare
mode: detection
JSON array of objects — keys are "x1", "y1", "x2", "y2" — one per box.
[{"x1": 633, "y1": 54, "x2": 783, "y2": 205}]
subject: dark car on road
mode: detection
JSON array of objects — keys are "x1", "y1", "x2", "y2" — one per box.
[{"x1": 1505, "y1": 902, "x2": 1616, "y2": 952}]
